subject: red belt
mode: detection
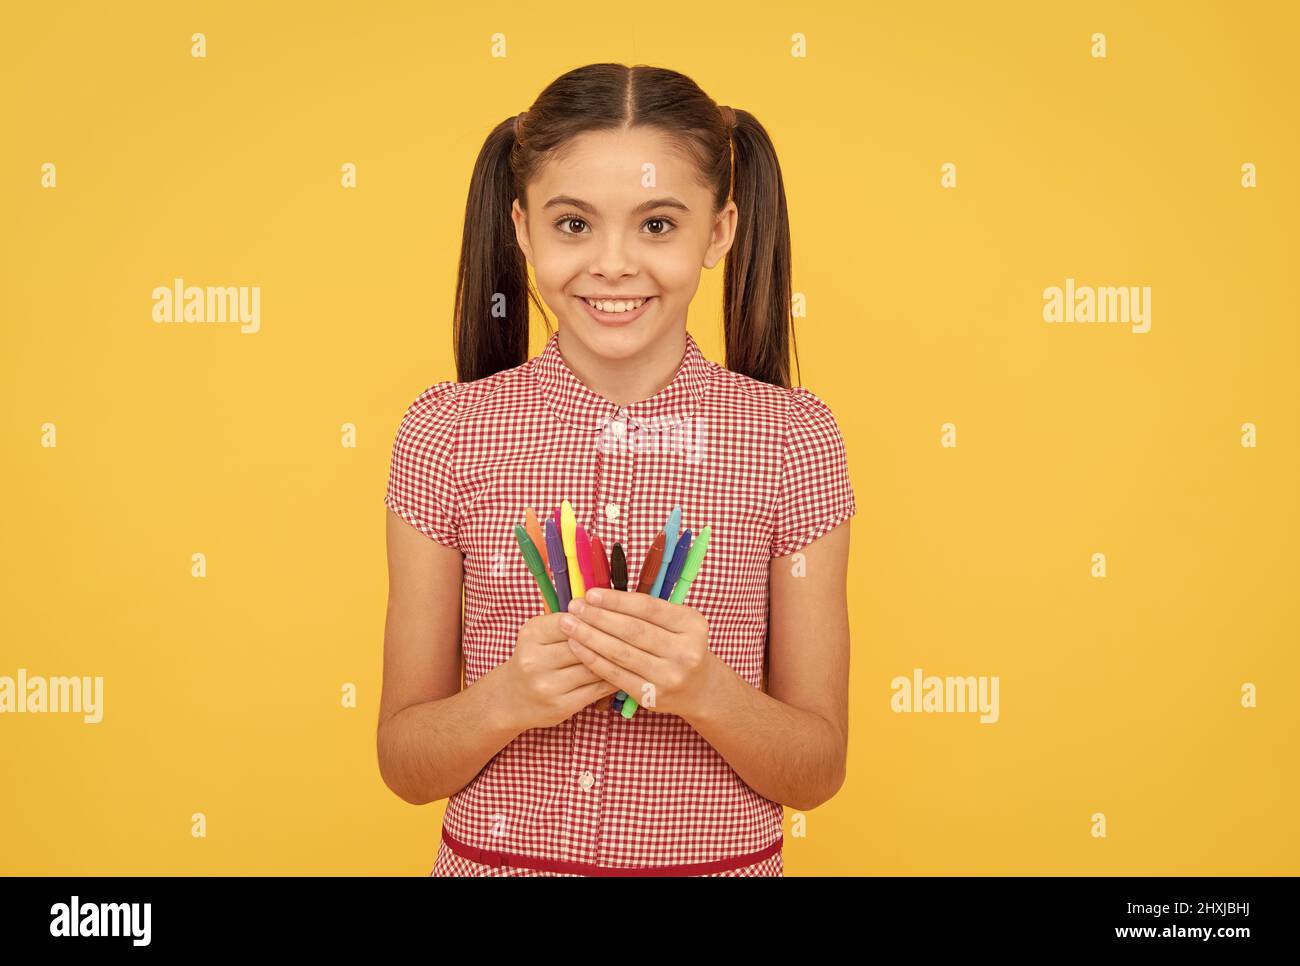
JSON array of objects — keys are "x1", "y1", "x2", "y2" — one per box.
[{"x1": 440, "y1": 825, "x2": 782, "y2": 877}]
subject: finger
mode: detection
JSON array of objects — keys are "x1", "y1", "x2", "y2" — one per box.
[
  {"x1": 549, "y1": 662, "x2": 609, "y2": 692},
  {"x1": 581, "y1": 587, "x2": 695, "y2": 633},
  {"x1": 561, "y1": 613, "x2": 660, "y2": 681},
  {"x1": 567, "y1": 636, "x2": 648, "y2": 700},
  {"x1": 527, "y1": 610, "x2": 577, "y2": 644},
  {"x1": 535, "y1": 641, "x2": 592, "y2": 669},
  {"x1": 561, "y1": 678, "x2": 621, "y2": 713},
  {"x1": 566, "y1": 598, "x2": 672, "y2": 657}
]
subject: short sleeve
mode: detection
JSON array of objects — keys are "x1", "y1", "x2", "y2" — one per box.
[
  {"x1": 384, "y1": 380, "x2": 462, "y2": 551},
  {"x1": 770, "y1": 387, "x2": 857, "y2": 558}
]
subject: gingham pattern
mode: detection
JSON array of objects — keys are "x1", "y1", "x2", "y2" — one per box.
[
  {"x1": 385, "y1": 330, "x2": 855, "y2": 876},
  {"x1": 428, "y1": 838, "x2": 784, "y2": 877}
]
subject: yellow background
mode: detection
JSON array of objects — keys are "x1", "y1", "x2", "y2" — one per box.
[{"x1": 2, "y1": 0, "x2": 1296, "y2": 875}]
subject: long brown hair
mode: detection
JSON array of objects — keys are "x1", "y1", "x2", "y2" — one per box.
[{"x1": 453, "y1": 62, "x2": 799, "y2": 388}]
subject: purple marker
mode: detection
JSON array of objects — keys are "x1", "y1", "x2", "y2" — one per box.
[
  {"x1": 545, "y1": 518, "x2": 571, "y2": 613},
  {"x1": 658, "y1": 529, "x2": 693, "y2": 600}
]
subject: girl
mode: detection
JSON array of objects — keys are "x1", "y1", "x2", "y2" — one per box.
[{"x1": 379, "y1": 63, "x2": 855, "y2": 877}]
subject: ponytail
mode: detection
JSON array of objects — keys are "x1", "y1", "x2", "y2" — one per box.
[
  {"x1": 452, "y1": 116, "x2": 541, "y2": 383},
  {"x1": 720, "y1": 109, "x2": 799, "y2": 389}
]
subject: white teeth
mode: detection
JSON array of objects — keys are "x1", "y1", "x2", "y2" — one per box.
[{"x1": 583, "y1": 297, "x2": 647, "y2": 313}]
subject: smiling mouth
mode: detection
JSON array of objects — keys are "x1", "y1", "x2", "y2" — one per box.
[{"x1": 578, "y1": 296, "x2": 654, "y2": 313}]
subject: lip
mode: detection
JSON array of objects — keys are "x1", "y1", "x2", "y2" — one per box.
[{"x1": 575, "y1": 295, "x2": 656, "y2": 327}]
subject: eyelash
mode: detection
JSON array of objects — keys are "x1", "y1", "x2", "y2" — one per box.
[{"x1": 552, "y1": 213, "x2": 678, "y2": 237}]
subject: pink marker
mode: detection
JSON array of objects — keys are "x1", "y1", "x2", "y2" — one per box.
[{"x1": 574, "y1": 525, "x2": 596, "y2": 596}]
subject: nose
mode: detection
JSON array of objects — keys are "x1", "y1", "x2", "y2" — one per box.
[{"x1": 588, "y1": 232, "x2": 639, "y2": 282}]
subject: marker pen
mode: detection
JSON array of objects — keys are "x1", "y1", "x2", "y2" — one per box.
[
  {"x1": 524, "y1": 507, "x2": 551, "y2": 578},
  {"x1": 545, "y1": 518, "x2": 571, "y2": 613},
  {"x1": 589, "y1": 535, "x2": 611, "y2": 589},
  {"x1": 514, "y1": 524, "x2": 559, "y2": 613},
  {"x1": 610, "y1": 543, "x2": 628, "y2": 592},
  {"x1": 649, "y1": 506, "x2": 681, "y2": 598},
  {"x1": 658, "y1": 529, "x2": 692, "y2": 600},
  {"x1": 560, "y1": 500, "x2": 585, "y2": 598},
  {"x1": 574, "y1": 524, "x2": 596, "y2": 595},
  {"x1": 636, "y1": 532, "x2": 666, "y2": 594}
]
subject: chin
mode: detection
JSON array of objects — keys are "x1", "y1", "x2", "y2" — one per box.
[{"x1": 566, "y1": 318, "x2": 657, "y2": 361}]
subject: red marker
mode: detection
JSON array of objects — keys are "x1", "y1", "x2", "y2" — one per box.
[{"x1": 590, "y1": 535, "x2": 612, "y2": 589}]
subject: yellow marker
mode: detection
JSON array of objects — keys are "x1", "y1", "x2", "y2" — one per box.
[{"x1": 560, "y1": 499, "x2": 585, "y2": 598}]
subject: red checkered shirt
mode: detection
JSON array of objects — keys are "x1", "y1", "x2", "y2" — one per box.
[{"x1": 384, "y1": 330, "x2": 856, "y2": 876}]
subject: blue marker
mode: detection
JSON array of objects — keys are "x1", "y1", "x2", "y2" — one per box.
[
  {"x1": 658, "y1": 529, "x2": 692, "y2": 600},
  {"x1": 649, "y1": 506, "x2": 681, "y2": 598}
]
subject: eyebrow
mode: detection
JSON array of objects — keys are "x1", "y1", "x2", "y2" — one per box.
[{"x1": 542, "y1": 194, "x2": 691, "y2": 215}]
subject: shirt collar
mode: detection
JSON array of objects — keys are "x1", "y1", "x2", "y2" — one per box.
[{"x1": 533, "y1": 330, "x2": 713, "y2": 431}]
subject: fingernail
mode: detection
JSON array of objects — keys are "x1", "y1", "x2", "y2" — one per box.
[
  {"x1": 561, "y1": 615, "x2": 577, "y2": 632},
  {"x1": 568, "y1": 598, "x2": 585, "y2": 615},
  {"x1": 587, "y1": 588, "x2": 604, "y2": 604}
]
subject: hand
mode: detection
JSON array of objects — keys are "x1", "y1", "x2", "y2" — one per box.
[
  {"x1": 560, "y1": 588, "x2": 723, "y2": 721},
  {"x1": 494, "y1": 611, "x2": 620, "y2": 732}
]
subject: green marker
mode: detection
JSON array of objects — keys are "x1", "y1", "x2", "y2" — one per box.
[
  {"x1": 514, "y1": 524, "x2": 559, "y2": 614},
  {"x1": 625, "y1": 525, "x2": 713, "y2": 719},
  {"x1": 668, "y1": 524, "x2": 710, "y2": 604}
]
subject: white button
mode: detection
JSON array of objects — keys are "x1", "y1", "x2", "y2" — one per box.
[
  {"x1": 578, "y1": 771, "x2": 595, "y2": 790},
  {"x1": 610, "y1": 420, "x2": 625, "y2": 437},
  {"x1": 604, "y1": 503, "x2": 620, "y2": 521}
]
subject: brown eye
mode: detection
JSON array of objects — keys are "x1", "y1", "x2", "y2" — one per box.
[
  {"x1": 555, "y1": 217, "x2": 589, "y2": 235},
  {"x1": 644, "y1": 217, "x2": 676, "y2": 236}
]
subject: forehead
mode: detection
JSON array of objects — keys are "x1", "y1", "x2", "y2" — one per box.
[{"x1": 526, "y1": 126, "x2": 709, "y2": 210}]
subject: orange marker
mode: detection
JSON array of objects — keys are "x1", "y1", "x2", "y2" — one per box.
[{"x1": 524, "y1": 508, "x2": 550, "y2": 577}]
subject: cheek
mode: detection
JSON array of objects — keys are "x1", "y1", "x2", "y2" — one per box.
[
  {"x1": 644, "y1": 249, "x2": 703, "y2": 301},
  {"x1": 655, "y1": 268, "x2": 703, "y2": 309},
  {"x1": 530, "y1": 246, "x2": 584, "y2": 295}
]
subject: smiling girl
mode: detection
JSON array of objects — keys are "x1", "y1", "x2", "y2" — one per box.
[{"x1": 379, "y1": 63, "x2": 856, "y2": 876}]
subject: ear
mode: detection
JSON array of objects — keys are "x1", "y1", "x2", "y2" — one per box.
[
  {"x1": 511, "y1": 197, "x2": 534, "y2": 266},
  {"x1": 702, "y1": 199, "x2": 738, "y2": 270}
]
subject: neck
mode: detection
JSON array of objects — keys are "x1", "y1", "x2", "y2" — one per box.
[{"x1": 556, "y1": 329, "x2": 688, "y2": 407}]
